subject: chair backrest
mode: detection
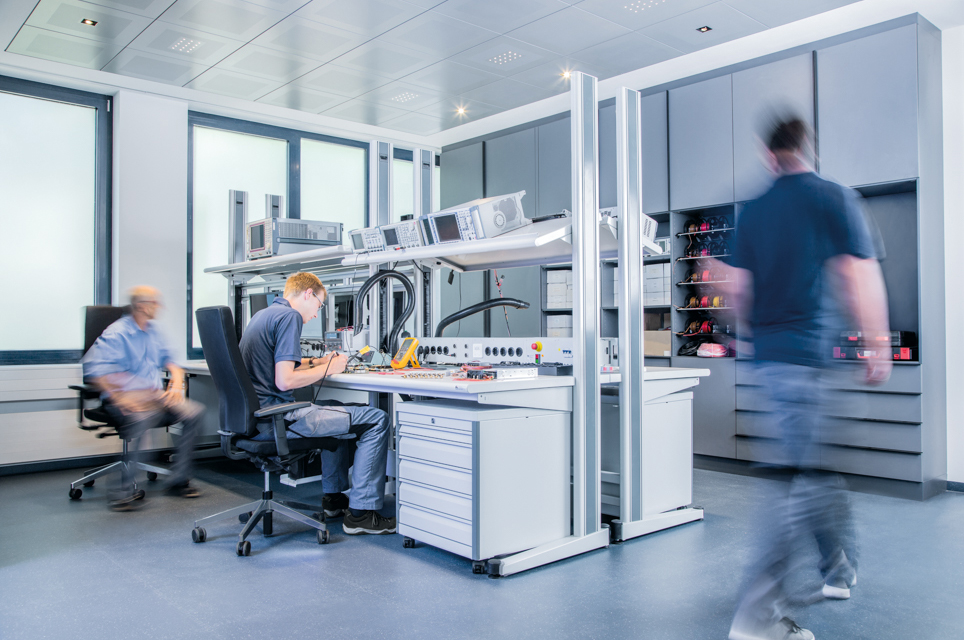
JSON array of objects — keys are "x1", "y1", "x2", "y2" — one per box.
[
  {"x1": 83, "y1": 306, "x2": 130, "y2": 354},
  {"x1": 195, "y1": 306, "x2": 262, "y2": 437}
]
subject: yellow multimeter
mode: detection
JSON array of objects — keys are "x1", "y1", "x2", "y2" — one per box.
[{"x1": 391, "y1": 337, "x2": 420, "y2": 369}]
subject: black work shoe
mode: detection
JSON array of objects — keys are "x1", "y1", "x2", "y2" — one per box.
[
  {"x1": 109, "y1": 490, "x2": 144, "y2": 511},
  {"x1": 323, "y1": 492, "x2": 350, "y2": 518},
  {"x1": 342, "y1": 510, "x2": 397, "y2": 535},
  {"x1": 164, "y1": 482, "x2": 201, "y2": 499}
]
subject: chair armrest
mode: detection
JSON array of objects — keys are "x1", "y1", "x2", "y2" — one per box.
[{"x1": 253, "y1": 401, "x2": 310, "y2": 419}]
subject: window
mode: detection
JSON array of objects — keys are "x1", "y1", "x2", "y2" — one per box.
[
  {"x1": 392, "y1": 157, "x2": 414, "y2": 222},
  {"x1": 186, "y1": 113, "x2": 368, "y2": 358},
  {"x1": 0, "y1": 76, "x2": 110, "y2": 364},
  {"x1": 301, "y1": 140, "x2": 366, "y2": 229}
]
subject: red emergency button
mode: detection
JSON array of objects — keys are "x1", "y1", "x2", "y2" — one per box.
[{"x1": 531, "y1": 341, "x2": 543, "y2": 352}]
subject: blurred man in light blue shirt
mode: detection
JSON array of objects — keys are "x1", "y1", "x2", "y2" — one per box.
[{"x1": 83, "y1": 286, "x2": 203, "y2": 510}]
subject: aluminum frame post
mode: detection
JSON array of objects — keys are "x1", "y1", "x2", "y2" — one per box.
[
  {"x1": 571, "y1": 71, "x2": 602, "y2": 538},
  {"x1": 368, "y1": 141, "x2": 392, "y2": 407}
]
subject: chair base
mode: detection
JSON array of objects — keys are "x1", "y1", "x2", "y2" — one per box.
[
  {"x1": 191, "y1": 472, "x2": 328, "y2": 552},
  {"x1": 69, "y1": 460, "x2": 171, "y2": 493}
]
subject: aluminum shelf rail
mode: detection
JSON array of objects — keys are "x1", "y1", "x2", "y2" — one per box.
[{"x1": 204, "y1": 245, "x2": 353, "y2": 279}]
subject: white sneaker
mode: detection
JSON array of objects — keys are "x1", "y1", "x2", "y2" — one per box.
[
  {"x1": 822, "y1": 572, "x2": 856, "y2": 600},
  {"x1": 729, "y1": 617, "x2": 815, "y2": 640}
]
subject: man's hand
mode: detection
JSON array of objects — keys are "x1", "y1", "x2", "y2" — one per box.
[
  {"x1": 314, "y1": 352, "x2": 349, "y2": 375},
  {"x1": 865, "y1": 357, "x2": 892, "y2": 385},
  {"x1": 161, "y1": 387, "x2": 185, "y2": 407}
]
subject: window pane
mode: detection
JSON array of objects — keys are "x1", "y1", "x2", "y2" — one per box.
[
  {"x1": 301, "y1": 139, "x2": 366, "y2": 229},
  {"x1": 392, "y1": 158, "x2": 413, "y2": 222},
  {"x1": 0, "y1": 92, "x2": 95, "y2": 350},
  {"x1": 192, "y1": 126, "x2": 287, "y2": 348}
]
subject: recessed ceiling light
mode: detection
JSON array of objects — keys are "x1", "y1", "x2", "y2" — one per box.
[
  {"x1": 456, "y1": 107, "x2": 466, "y2": 115},
  {"x1": 562, "y1": 70, "x2": 571, "y2": 79},
  {"x1": 489, "y1": 51, "x2": 522, "y2": 65},
  {"x1": 697, "y1": 25, "x2": 712, "y2": 33},
  {"x1": 171, "y1": 37, "x2": 202, "y2": 53},
  {"x1": 80, "y1": 18, "x2": 98, "y2": 26},
  {"x1": 624, "y1": 0, "x2": 665, "y2": 14},
  {"x1": 391, "y1": 92, "x2": 418, "y2": 104}
]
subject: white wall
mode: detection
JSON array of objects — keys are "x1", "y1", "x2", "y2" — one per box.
[{"x1": 943, "y1": 26, "x2": 964, "y2": 482}]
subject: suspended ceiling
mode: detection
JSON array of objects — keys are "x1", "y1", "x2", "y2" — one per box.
[{"x1": 5, "y1": 0, "x2": 861, "y2": 136}]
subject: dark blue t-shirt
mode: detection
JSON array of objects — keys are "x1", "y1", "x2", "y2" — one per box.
[
  {"x1": 238, "y1": 297, "x2": 303, "y2": 407},
  {"x1": 731, "y1": 172, "x2": 878, "y2": 367}
]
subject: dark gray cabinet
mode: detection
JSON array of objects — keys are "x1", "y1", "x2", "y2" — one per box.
[
  {"x1": 598, "y1": 104, "x2": 616, "y2": 209},
  {"x1": 732, "y1": 53, "x2": 814, "y2": 202},
  {"x1": 816, "y1": 24, "x2": 919, "y2": 187},
  {"x1": 675, "y1": 356, "x2": 736, "y2": 458},
  {"x1": 641, "y1": 91, "x2": 669, "y2": 213},
  {"x1": 669, "y1": 75, "x2": 734, "y2": 211},
  {"x1": 537, "y1": 117, "x2": 571, "y2": 216}
]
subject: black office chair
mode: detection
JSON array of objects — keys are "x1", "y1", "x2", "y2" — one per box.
[
  {"x1": 192, "y1": 305, "x2": 341, "y2": 556},
  {"x1": 67, "y1": 305, "x2": 171, "y2": 501}
]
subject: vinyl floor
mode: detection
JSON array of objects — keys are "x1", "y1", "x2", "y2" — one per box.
[{"x1": 1, "y1": 461, "x2": 961, "y2": 640}]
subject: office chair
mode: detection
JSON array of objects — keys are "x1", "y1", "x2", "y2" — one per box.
[
  {"x1": 67, "y1": 305, "x2": 171, "y2": 501},
  {"x1": 192, "y1": 306, "x2": 341, "y2": 556}
]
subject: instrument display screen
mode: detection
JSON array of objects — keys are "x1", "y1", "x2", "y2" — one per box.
[
  {"x1": 249, "y1": 223, "x2": 265, "y2": 251},
  {"x1": 383, "y1": 226, "x2": 399, "y2": 246},
  {"x1": 351, "y1": 232, "x2": 364, "y2": 250},
  {"x1": 434, "y1": 213, "x2": 461, "y2": 243}
]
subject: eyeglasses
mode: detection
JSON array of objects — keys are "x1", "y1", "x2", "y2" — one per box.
[{"x1": 311, "y1": 291, "x2": 325, "y2": 309}]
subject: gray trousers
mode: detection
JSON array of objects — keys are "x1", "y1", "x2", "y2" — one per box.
[{"x1": 732, "y1": 362, "x2": 857, "y2": 630}]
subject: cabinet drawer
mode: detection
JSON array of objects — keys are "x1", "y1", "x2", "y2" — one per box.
[
  {"x1": 398, "y1": 435, "x2": 472, "y2": 471},
  {"x1": 398, "y1": 424, "x2": 472, "y2": 447},
  {"x1": 396, "y1": 412, "x2": 472, "y2": 433},
  {"x1": 738, "y1": 411, "x2": 922, "y2": 453},
  {"x1": 398, "y1": 482, "x2": 472, "y2": 522},
  {"x1": 737, "y1": 361, "x2": 922, "y2": 395},
  {"x1": 398, "y1": 459, "x2": 472, "y2": 496},
  {"x1": 399, "y1": 505, "x2": 472, "y2": 547},
  {"x1": 826, "y1": 391, "x2": 920, "y2": 423},
  {"x1": 821, "y1": 445, "x2": 922, "y2": 482}
]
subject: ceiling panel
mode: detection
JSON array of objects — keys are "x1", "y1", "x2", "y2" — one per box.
[
  {"x1": 434, "y1": 0, "x2": 568, "y2": 33},
  {"x1": 572, "y1": 31, "x2": 680, "y2": 76},
  {"x1": 184, "y1": 67, "x2": 283, "y2": 99},
  {"x1": 126, "y1": 20, "x2": 246, "y2": 65},
  {"x1": 576, "y1": 0, "x2": 717, "y2": 31},
  {"x1": 78, "y1": 0, "x2": 176, "y2": 19},
  {"x1": 334, "y1": 39, "x2": 439, "y2": 79},
  {"x1": 459, "y1": 77, "x2": 556, "y2": 110},
  {"x1": 377, "y1": 11, "x2": 498, "y2": 59},
  {"x1": 401, "y1": 60, "x2": 502, "y2": 95},
  {"x1": 250, "y1": 16, "x2": 366, "y2": 63},
  {"x1": 257, "y1": 84, "x2": 348, "y2": 112},
  {"x1": 420, "y1": 96, "x2": 502, "y2": 127},
  {"x1": 26, "y1": 0, "x2": 152, "y2": 45},
  {"x1": 228, "y1": 0, "x2": 310, "y2": 14},
  {"x1": 161, "y1": 0, "x2": 286, "y2": 41},
  {"x1": 291, "y1": 62, "x2": 394, "y2": 98},
  {"x1": 721, "y1": 0, "x2": 861, "y2": 29},
  {"x1": 295, "y1": 0, "x2": 426, "y2": 38},
  {"x1": 6, "y1": 25, "x2": 124, "y2": 68},
  {"x1": 379, "y1": 111, "x2": 446, "y2": 135},
  {"x1": 215, "y1": 43, "x2": 319, "y2": 82},
  {"x1": 639, "y1": 2, "x2": 766, "y2": 54},
  {"x1": 102, "y1": 48, "x2": 207, "y2": 83},
  {"x1": 508, "y1": 58, "x2": 611, "y2": 91},
  {"x1": 323, "y1": 98, "x2": 411, "y2": 126},
  {"x1": 358, "y1": 80, "x2": 451, "y2": 111},
  {"x1": 449, "y1": 36, "x2": 557, "y2": 78},
  {"x1": 507, "y1": 6, "x2": 631, "y2": 56}
]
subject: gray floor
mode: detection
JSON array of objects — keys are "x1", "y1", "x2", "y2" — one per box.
[{"x1": 1, "y1": 462, "x2": 962, "y2": 640}]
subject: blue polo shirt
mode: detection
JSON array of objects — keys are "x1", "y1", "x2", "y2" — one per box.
[
  {"x1": 239, "y1": 297, "x2": 303, "y2": 408},
  {"x1": 82, "y1": 315, "x2": 175, "y2": 392},
  {"x1": 731, "y1": 172, "x2": 878, "y2": 367}
]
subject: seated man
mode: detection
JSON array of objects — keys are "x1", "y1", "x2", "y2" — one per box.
[
  {"x1": 83, "y1": 286, "x2": 204, "y2": 510},
  {"x1": 239, "y1": 272, "x2": 396, "y2": 535}
]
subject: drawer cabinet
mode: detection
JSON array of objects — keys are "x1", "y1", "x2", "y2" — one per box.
[{"x1": 396, "y1": 399, "x2": 569, "y2": 562}]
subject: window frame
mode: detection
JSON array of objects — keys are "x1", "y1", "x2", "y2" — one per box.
[
  {"x1": 186, "y1": 112, "x2": 369, "y2": 359},
  {"x1": 0, "y1": 75, "x2": 112, "y2": 365}
]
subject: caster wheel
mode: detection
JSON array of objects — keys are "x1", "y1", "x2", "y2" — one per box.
[
  {"x1": 69, "y1": 488, "x2": 82, "y2": 500},
  {"x1": 472, "y1": 561, "x2": 487, "y2": 575},
  {"x1": 262, "y1": 513, "x2": 273, "y2": 537},
  {"x1": 83, "y1": 480, "x2": 95, "y2": 488},
  {"x1": 236, "y1": 540, "x2": 251, "y2": 556},
  {"x1": 192, "y1": 527, "x2": 207, "y2": 543},
  {"x1": 239, "y1": 511, "x2": 252, "y2": 524},
  {"x1": 134, "y1": 489, "x2": 146, "y2": 500},
  {"x1": 317, "y1": 530, "x2": 330, "y2": 544},
  {"x1": 403, "y1": 537, "x2": 415, "y2": 549},
  {"x1": 312, "y1": 512, "x2": 326, "y2": 523},
  {"x1": 146, "y1": 472, "x2": 158, "y2": 482}
]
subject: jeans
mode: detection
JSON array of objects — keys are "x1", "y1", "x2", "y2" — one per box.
[
  {"x1": 732, "y1": 362, "x2": 857, "y2": 631},
  {"x1": 283, "y1": 400, "x2": 390, "y2": 511},
  {"x1": 106, "y1": 396, "x2": 203, "y2": 489}
]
